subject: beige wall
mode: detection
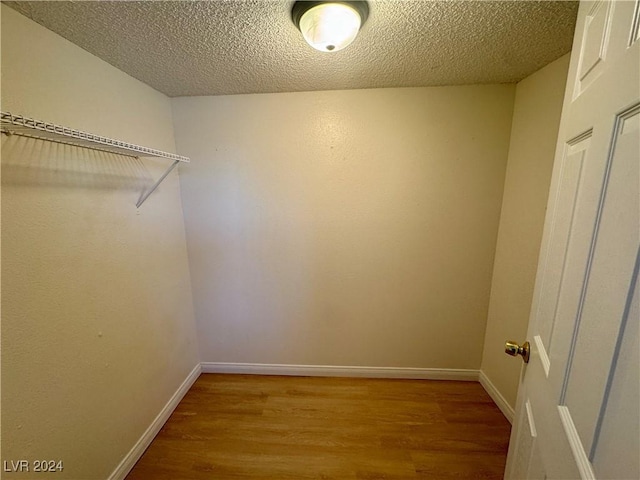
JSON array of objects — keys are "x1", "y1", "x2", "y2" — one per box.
[
  {"x1": 480, "y1": 54, "x2": 570, "y2": 411},
  {"x1": 1, "y1": 6, "x2": 199, "y2": 479},
  {"x1": 172, "y1": 85, "x2": 515, "y2": 369}
]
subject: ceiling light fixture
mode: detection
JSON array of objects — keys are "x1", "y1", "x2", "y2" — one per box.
[{"x1": 291, "y1": 1, "x2": 369, "y2": 53}]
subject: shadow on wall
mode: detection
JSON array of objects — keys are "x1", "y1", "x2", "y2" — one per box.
[{"x1": 1, "y1": 135, "x2": 154, "y2": 194}]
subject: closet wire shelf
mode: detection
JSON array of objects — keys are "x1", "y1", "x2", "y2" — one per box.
[{"x1": 0, "y1": 111, "x2": 190, "y2": 207}]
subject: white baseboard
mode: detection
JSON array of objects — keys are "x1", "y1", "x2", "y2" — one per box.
[
  {"x1": 479, "y1": 370, "x2": 515, "y2": 423},
  {"x1": 201, "y1": 362, "x2": 479, "y2": 381},
  {"x1": 108, "y1": 363, "x2": 202, "y2": 480}
]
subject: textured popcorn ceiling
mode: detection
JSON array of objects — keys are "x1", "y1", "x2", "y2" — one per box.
[{"x1": 4, "y1": 1, "x2": 578, "y2": 97}]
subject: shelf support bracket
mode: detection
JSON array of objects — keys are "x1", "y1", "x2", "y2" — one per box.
[{"x1": 136, "y1": 159, "x2": 180, "y2": 208}]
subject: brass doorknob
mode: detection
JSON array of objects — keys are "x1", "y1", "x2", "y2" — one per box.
[{"x1": 505, "y1": 340, "x2": 530, "y2": 363}]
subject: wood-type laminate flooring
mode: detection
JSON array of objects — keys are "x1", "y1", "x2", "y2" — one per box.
[{"x1": 126, "y1": 374, "x2": 511, "y2": 479}]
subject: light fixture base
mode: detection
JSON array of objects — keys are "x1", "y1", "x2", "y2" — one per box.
[{"x1": 291, "y1": 1, "x2": 370, "y2": 28}]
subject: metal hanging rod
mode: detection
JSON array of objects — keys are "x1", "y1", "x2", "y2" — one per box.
[{"x1": 0, "y1": 111, "x2": 190, "y2": 207}]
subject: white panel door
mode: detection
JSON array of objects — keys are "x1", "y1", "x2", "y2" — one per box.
[{"x1": 504, "y1": 1, "x2": 639, "y2": 478}]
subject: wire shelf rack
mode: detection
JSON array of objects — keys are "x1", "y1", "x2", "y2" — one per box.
[{"x1": 1, "y1": 111, "x2": 190, "y2": 207}]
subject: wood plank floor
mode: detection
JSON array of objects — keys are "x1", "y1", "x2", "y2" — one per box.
[{"x1": 126, "y1": 374, "x2": 511, "y2": 479}]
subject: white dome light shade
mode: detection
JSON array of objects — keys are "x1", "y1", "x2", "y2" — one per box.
[{"x1": 298, "y1": 3, "x2": 362, "y2": 52}]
